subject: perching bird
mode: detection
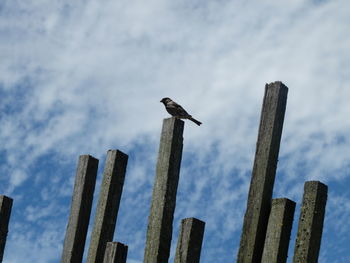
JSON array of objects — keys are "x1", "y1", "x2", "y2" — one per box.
[{"x1": 160, "y1": 97, "x2": 202, "y2": 126}]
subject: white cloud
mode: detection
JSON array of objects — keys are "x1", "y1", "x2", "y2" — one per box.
[{"x1": 1, "y1": 0, "x2": 350, "y2": 262}]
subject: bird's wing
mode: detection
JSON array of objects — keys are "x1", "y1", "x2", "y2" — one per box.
[{"x1": 167, "y1": 101, "x2": 190, "y2": 117}]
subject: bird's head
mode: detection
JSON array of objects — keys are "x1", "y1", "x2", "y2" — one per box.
[{"x1": 160, "y1": 97, "x2": 172, "y2": 105}]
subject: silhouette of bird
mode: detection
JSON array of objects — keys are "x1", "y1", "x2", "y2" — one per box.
[{"x1": 160, "y1": 97, "x2": 202, "y2": 126}]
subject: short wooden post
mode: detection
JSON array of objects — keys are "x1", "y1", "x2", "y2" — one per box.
[
  {"x1": 293, "y1": 181, "x2": 328, "y2": 263},
  {"x1": 61, "y1": 155, "x2": 99, "y2": 263},
  {"x1": 0, "y1": 195, "x2": 13, "y2": 263},
  {"x1": 237, "y1": 82, "x2": 288, "y2": 263},
  {"x1": 103, "y1": 242, "x2": 128, "y2": 263},
  {"x1": 261, "y1": 198, "x2": 296, "y2": 263},
  {"x1": 174, "y1": 217, "x2": 205, "y2": 263},
  {"x1": 143, "y1": 117, "x2": 184, "y2": 263},
  {"x1": 87, "y1": 150, "x2": 128, "y2": 263}
]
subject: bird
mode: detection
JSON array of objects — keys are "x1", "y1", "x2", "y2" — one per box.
[{"x1": 160, "y1": 97, "x2": 202, "y2": 126}]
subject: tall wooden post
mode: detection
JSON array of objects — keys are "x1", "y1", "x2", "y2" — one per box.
[
  {"x1": 103, "y1": 242, "x2": 128, "y2": 263},
  {"x1": 87, "y1": 150, "x2": 128, "y2": 263},
  {"x1": 261, "y1": 198, "x2": 296, "y2": 263},
  {"x1": 61, "y1": 155, "x2": 99, "y2": 263},
  {"x1": 174, "y1": 217, "x2": 205, "y2": 263},
  {"x1": 0, "y1": 195, "x2": 13, "y2": 263},
  {"x1": 144, "y1": 117, "x2": 184, "y2": 263},
  {"x1": 293, "y1": 181, "x2": 328, "y2": 263},
  {"x1": 237, "y1": 82, "x2": 288, "y2": 263}
]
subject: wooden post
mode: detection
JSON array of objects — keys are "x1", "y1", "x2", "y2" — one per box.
[
  {"x1": 143, "y1": 117, "x2": 184, "y2": 263},
  {"x1": 261, "y1": 198, "x2": 296, "y2": 263},
  {"x1": 293, "y1": 181, "x2": 328, "y2": 263},
  {"x1": 237, "y1": 82, "x2": 288, "y2": 263},
  {"x1": 0, "y1": 195, "x2": 13, "y2": 263},
  {"x1": 87, "y1": 150, "x2": 128, "y2": 263},
  {"x1": 61, "y1": 155, "x2": 99, "y2": 263},
  {"x1": 174, "y1": 217, "x2": 205, "y2": 263},
  {"x1": 103, "y1": 242, "x2": 128, "y2": 263}
]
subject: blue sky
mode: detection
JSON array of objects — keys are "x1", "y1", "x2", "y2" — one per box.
[{"x1": 1, "y1": 0, "x2": 350, "y2": 262}]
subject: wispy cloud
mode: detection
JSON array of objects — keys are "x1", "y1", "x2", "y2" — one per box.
[{"x1": 1, "y1": 0, "x2": 350, "y2": 262}]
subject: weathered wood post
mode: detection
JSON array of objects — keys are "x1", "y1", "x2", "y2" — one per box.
[
  {"x1": 174, "y1": 217, "x2": 205, "y2": 263},
  {"x1": 261, "y1": 198, "x2": 296, "y2": 263},
  {"x1": 237, "y1": 81, "x2": 288, "y2": 263},
  {"x1": 87, "y1": 150, "x2": 128, "y2": 263},
  {"x1": 143, "y1": 117, "x2": 184, "y2": 263},
  {"x1": 0, "y1": 195, "x2": 13, "y2": 263},
  {"x1": 61, "y1": 155, "x2": 99, "y2": 263},
  {"x1": 293, "y1": 181, "x2": 328, "y2": 263},
  {"x1": 103, "y1": 242, "x2": 128, "y2": 263}
]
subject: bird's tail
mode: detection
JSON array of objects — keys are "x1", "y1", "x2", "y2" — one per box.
[{"x1": 188, "y1": 117, "x2": 202, "y2": 126}]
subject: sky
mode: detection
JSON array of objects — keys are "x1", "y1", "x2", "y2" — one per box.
[{"x1": 1, "y1": 0, "x2": 350, "y2": 262}]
